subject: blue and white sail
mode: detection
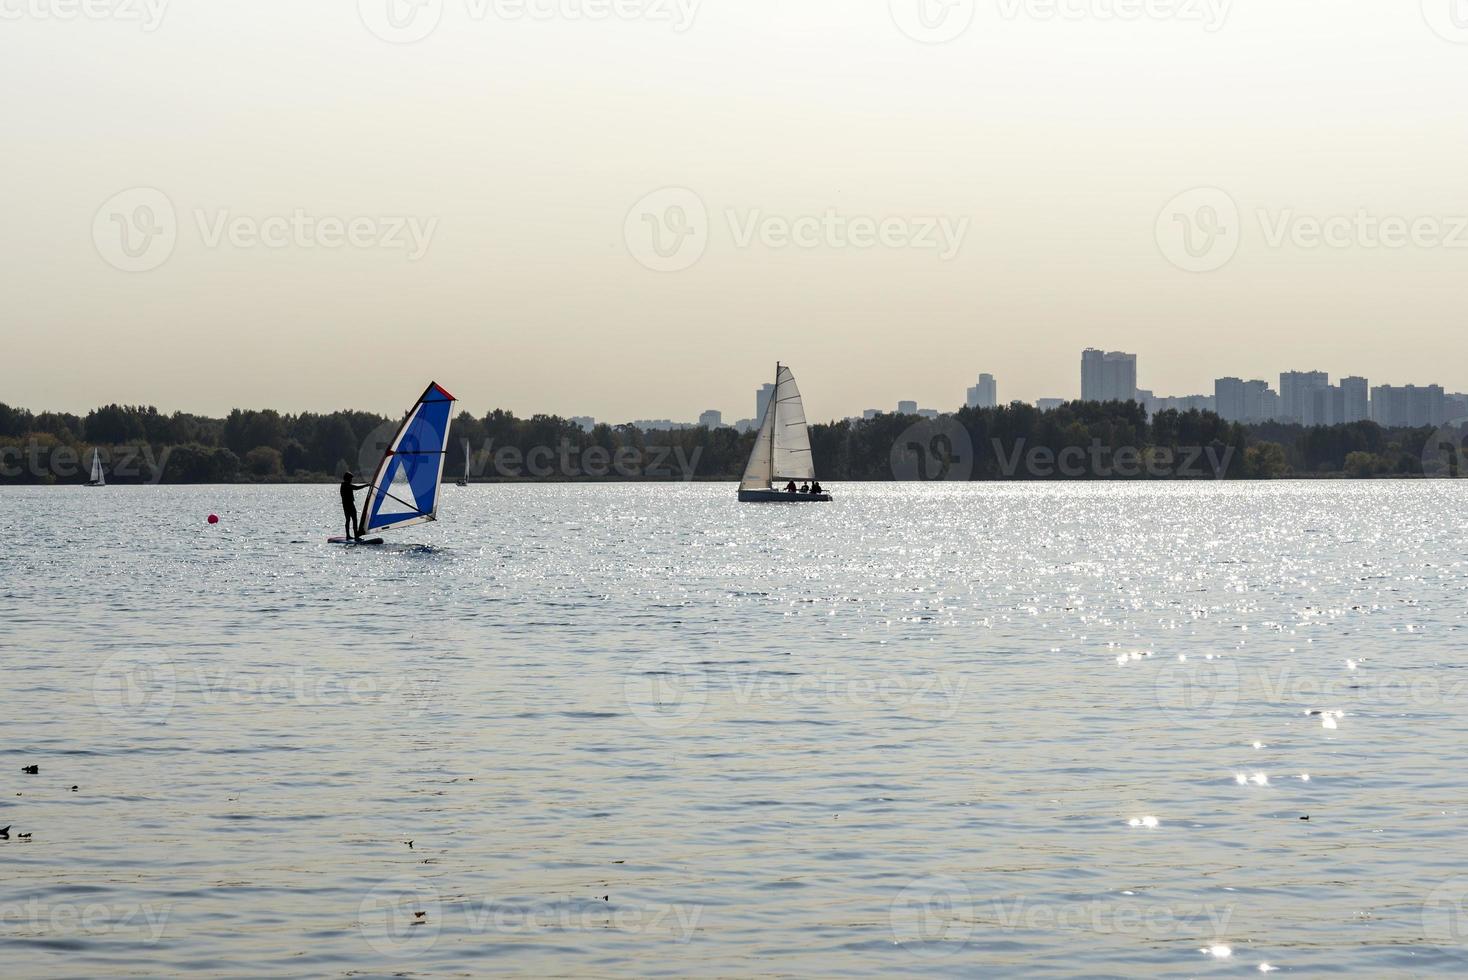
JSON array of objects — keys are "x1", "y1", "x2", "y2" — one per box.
[{"x1": 358, "y1": 382, "x2": 457, "y2": 536}]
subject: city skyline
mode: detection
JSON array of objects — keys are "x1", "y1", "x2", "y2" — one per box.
[{"x1": 13, "y1": 348, "x2": 1466, "y2": 432}]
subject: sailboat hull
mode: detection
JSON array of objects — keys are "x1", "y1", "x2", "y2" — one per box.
[{"x1": 738, "y1": 489, "x2": 832, "y2": 503}]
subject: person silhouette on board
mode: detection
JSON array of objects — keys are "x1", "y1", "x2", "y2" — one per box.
[
  {"x1": 800, "y1": 482, "x2": 811, "y2": 494},
  {"x1": 785, "y1": 480, "x2": 798, "y2": 493},
  {"x1": 340, "y1": 471, "x2": 369, "y2": 540},
  {"x1": 811, "y1": 481, "x2": 824, "y2": 495}
]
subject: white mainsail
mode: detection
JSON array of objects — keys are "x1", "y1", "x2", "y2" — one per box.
[
  {"x1": 740, "y1": 364, "x2": 816, "y2": 491},
  {"x1": 88, "y1": 449, "x2": 105, "y2": 486}
]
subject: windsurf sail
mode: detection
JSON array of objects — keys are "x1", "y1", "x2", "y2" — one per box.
[
  {"x1": 88, "y1": 449, "x2": 105, "y2": 486},
  {"x1": 358, "y1": 382, "x2": 457, "y2": 536},
  {"x1": 740, "y1": 364, "x2": 815, "y2": 491}
]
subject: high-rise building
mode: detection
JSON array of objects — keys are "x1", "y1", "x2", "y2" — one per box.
[
  {"x1": 1280, "y1": 371, "x2": 1329, "y2": 423},
  {"x1": 571, "y1": 416, "x2": 596, "y2": 432},
  {"x1": 897, "y1": 401, "x2": 919, "y2": 416},
  {"x1": 698, "y1": 410, "x2": 723, "y2": 429},
  {"x1": 1309, "y1": 385, "x2": 1346, "y2": 427},
  {"x1": 966, "y1": 373, "x2": 998, "y2": 409},
  {"x1": 756, "y1": 383, "x2": 776, "y2": 421},
  {"x1": 1082, "y1": 349, "x2": 1138, "y2": 403},
  {"x1": 1241, "y1": 380, "x2": 1279, "y2": 422},
  {"x1": 1340, "y1": 377, "x2": 1369, "y2": 423},
  {"x1": 1446, "y1": 393, "x2": 1468, "y2": 421},
  {"x1": 1037, "y1": 398, "x2": 1065, "y2": 412},
  {"x1": 1371, "y1": 384, "x2": 1446, "y2": 427},
  {"x1": 1081, "y1": 349, "x2": 1105, "y2": 402},
  {"x1": 862, "y1": 409, "x2": 881, "y2": 420},
  {"x1": 1215, "y1": 377, "x2": 1246, "y2": 422},
  {"x1": 1259, "y1": 387, "x2": 1281, "y2": 422}
]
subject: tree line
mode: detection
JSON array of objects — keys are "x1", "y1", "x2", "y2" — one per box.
[{"x1": 0, "y1": 399, "x2": 1458, "y2": 484}]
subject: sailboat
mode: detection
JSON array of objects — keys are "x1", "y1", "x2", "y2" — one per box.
[
  {"x1": 329, "y1": 382, "x2": 457, "y2": 544},
  {"x1": 87, "y1": 448, "x2": 105, "y2": 487},
  {"x1": 456, "y1": 438, "x2": 471, "y2": 487},
  {"x1": 738, "y1": 363, "x2": 832, "y2": 503}
]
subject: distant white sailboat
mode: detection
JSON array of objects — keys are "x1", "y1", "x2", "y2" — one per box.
[
  {"x1": 87, "y1": 448, "x2": 105, "y2": 487},
  {"x1": 457, "y1": 438, "x2": 471, "y2": 487},
  {"x1": 738, "y1": 363, "x2": 832, "y2": 503}
]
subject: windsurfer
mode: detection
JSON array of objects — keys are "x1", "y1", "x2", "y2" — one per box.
[{"x1": 340, "y1": 471, "x2": 369, "y2": 540}]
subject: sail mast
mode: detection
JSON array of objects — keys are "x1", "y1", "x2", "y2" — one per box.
[{"x1": 770, "y1": 361, "x2": 780, "y2": 487}]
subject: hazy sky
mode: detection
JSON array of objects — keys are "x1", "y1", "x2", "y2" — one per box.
[{"x1": 4, "y1": 1, "x2": 1467, "y2": 423}]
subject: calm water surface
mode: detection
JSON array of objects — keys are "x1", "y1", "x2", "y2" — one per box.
[{"x1": 2, "y1": 482, "x2": 1467, "y2": 977}]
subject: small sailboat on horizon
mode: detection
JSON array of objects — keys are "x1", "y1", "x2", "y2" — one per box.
[
  {"x1": 738, "y1": 363, "x2": 831, "y2": 503},
  {"x1": 330, "y1": 382, "x2": 457, "y2": 545},
  {"x1": 86, "y1": 448, "x2": 105, "y2": 487}
]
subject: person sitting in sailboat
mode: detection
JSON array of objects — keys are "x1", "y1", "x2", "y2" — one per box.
[
  {"x1": 785, "y1": 480, "x2": 798, "y2": 493},
  {"x1": 811, "y1": 481, "x2": 823, "y2": 494}
]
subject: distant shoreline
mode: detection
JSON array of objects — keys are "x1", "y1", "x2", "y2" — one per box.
[{"x1": 2, "y1": 399, "x2": 1462, "y2": 484}]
